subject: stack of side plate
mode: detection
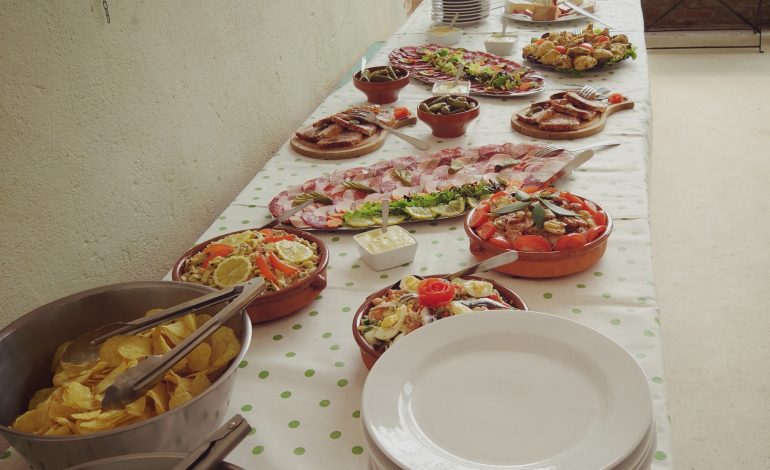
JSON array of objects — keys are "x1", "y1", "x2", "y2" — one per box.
[
  {"x1": 361, "y1": 311, "x2": 657, "y2": 469},
  {"x1": 431, "y1": 0, "x2": 492, "y2": 25}
]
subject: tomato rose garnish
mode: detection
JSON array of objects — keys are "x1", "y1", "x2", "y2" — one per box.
[{"x1": 417, "y1": 278, "x2": 456, "y2": 308}]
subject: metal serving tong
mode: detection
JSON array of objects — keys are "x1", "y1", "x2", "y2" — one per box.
[
  {"x1": 171, "y1": 414, "x2": 251, "y2": 470},
  {"x1": 100, "y1": 278, "x2": 265, "y2": 410}
]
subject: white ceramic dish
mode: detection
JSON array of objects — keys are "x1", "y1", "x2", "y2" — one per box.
[
  {"x1": 431, "y1": 80, "x2": 471, "y2": 96},
  {"x1": 484, "y1": 33, "x2": 518, "y2": 56},
  {"x1": 504, "y1": 0, "x2": 596, "y2": 22},
  {"x1": 362, "y1": 310, "x2": 653, "y2": 470},
  {"x1": 353, "y1": 226, "x2": 418, "y2": 271},
  {"x1": 426, "y1": 26, "x2": 463, "y2": 46}
]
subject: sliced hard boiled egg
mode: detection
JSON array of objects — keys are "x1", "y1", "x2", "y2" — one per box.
[
  {"x1": 464, "y1": 280, "x2": 494, "y2": 298},
  {"x1": 448, "y1": 301, "x2": 473, "y2": 315},
  {"x1": 400, "y1": 275, "x2": 422, "y2": 292}
]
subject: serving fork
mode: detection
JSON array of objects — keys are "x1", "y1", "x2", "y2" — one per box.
[{"x1": 347, "y1": 110, "x2": 430, "y2": 151}]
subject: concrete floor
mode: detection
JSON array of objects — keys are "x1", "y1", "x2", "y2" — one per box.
[{"x1": 648, "y1": 38, "x2": 770, "y2": 469}]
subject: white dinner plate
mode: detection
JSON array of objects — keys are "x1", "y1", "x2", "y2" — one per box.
[{"x1": 362, "y1": 310, "x2": 653, "y2": 470}]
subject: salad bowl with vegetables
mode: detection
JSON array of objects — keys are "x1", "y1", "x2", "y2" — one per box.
[
  {"x1": 464, "y1": 188, "x2": 612, "y2": 278},
  {"x1": 172, "y1": 228, "x2": 328, "y2": 323},
  {"x1": 352, "y1": 275, "x2": 527, "y2": 369}
]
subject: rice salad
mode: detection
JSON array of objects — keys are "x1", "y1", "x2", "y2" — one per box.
[{"x1": 181, "y1": 229, "x2": 320, "y2": 294}]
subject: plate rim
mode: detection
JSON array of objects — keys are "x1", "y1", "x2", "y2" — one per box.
[{"x1": 362, "y1": 310, "x2": 653, "y2": 470}]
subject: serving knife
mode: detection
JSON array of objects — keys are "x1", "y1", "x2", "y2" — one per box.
[
  {"x1": 260, "y1": 199, "x2": 313, "y2": 230},
  {"x1": 446, "y1": 250, "x2": 520, "y2": 280},
  {"x1": 560, "y1": 0, "x2": 614, "y2": 28}
]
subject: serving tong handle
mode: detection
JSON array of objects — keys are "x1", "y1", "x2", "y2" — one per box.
[
  {"x1": 101, "y1": 278, "x2": 266, "y2": 410},
  {"x1": 62, "y1": 285, "x2": 245, "y2": 365},
  {"x1": 172, "y1": 414, "x2": 251, "y2": 470}
]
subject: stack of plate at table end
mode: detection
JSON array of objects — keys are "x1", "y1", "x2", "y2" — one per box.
[
  {"x1": 431, "y1": 0, "x2": 491, "y2": 25},
  {"x1": 361, "y1": 310, "x2": 657, "y2": 470}
]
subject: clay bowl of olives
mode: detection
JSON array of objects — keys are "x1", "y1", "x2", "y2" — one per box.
[
  {"x1": 417, "y1": 95, "x2": 480, "y2": 138},
  {"x1": 353, "y1": 66, "x2": 410, "y2": 104}
]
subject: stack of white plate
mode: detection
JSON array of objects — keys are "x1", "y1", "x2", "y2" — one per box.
[
  {"x1": 431, "y1": 0, "x2": 492, "y2": 25},
  {"x1": 361, "y1": 311, "x2": 657, "y2": 469}
]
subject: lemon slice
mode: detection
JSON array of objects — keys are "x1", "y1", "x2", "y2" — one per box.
[
  {"x1": 275, "y1": 240, "x2": 313, "y2": 263},
  {"x1": 219, "y1": 230, "x2": 253, "y2": 246},
  {"x1": 213, "y1": 256, "x2": 252, "y2": 288},
  {"x1": 372, "y1": 215, "x2": 406, "y2": 225},
  {"x1": 404, "y1": 206, "x2": 434, "y2": 220},
  {"x1": 431, "y1": 198, "x2": 466, "y2": 217},
  {"x1": 345, "y1": 216, "x2": 375, "y2": 228}
]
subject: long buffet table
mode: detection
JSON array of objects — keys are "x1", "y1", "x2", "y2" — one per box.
[{"x1": 0, "y1": 1, "x2": 672, "y2": 468}]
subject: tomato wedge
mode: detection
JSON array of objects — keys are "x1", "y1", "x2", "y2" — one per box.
[
  {"x1": 512, "y1": 235, "x2": 552, "y2": 252},
  {"x1": 554, "y1": 45, "x2": 566, "y2": 54},
  {"x1": 268, "y1": 251, "x2": 299, "y2": 276},
  {"x1": 595, "y1": 35, "x2": 611, "y2": 44},
  {"x1": 578, "y1": 42, "x2": 594, "y2": 53},
  {"x1": 468, "y1": 208, "x2": 489, "y2": 228},
  {"x1": 608, "y1": 93, "x2": 624, "y2": 104},
  {"x1": 585, "y1": 225, "x2": 607, "y2": 243},
  {"x1": 201, "y1": 243, "x2": 235, "y2": 268},
  {"x1": 592, "y1": 210, "x2": 608, "y2": 226},
  {"x1": 554, "y1": 233, "x2": 587, "y2": 251},
  {"x1": 490, "y1": 191, "x2": 509, "y2": 201},
  {"x1": 489, "y1": 235, "x2": 512, "y2": 250},
  {"x1": 476, "y1": 221, "x2": 497, "y2": 240},
  {"x1": 417, "y1": 278, "x2": 456, "y2": 308},
  {"x1": 561, "y1": 192, "x2": 584, "y2": 206},
  {"x1": 263, "y1": 234, "x2": 296, "y2": 243}
]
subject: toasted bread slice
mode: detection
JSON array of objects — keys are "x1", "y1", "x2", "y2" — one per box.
[
  {"x1": 565, "y1": 92, "x2": 608, "y2": 113},
  {"x1": 296, "y1": 125, "x2": 325, "y2": 143},
  {"x1": 316, "y1": 131, "x2": 364, "y2": 149},
  {"x1": 332, "y1": 114, "x2": 378, "y2": 137},
  {"x1": 316, "y1": 123, "x2": 343, "y2": 140},
  {"x1": 516, "y1": 106, "x2": 555, "y2": 125},
  {"x1": 549, "y1": 100, "x2": 597, "y2": 120},
  {"x1": 532, "y1": 4, "x2": 559, "y2": 20},
  {"x1": 538, "y1": 113, "x2": 581, "y2": 132}
]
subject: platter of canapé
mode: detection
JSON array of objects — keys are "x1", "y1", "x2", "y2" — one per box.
[{"x1": 0, "y1": 11, "x2": 652, "y2": 470}]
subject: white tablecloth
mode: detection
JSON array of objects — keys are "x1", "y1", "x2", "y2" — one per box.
[{"x1": 0, "y1": 1, "x2": 673, "y2": 468}]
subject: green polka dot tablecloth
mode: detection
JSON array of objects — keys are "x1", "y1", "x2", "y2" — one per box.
[{"x1": 0, "y1": 2, "x2": 672, "y2": 469}]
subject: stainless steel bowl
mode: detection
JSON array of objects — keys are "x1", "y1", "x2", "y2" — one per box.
[{"x1": 0, "y1": 281, "x2": 252, "y2": 470}]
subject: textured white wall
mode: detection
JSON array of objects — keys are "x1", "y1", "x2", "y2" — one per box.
[{"x1": 0, "y1": 0, "x2": 406, "y2": 326}]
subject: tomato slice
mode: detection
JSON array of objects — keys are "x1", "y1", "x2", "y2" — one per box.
[
  {"x1": 201, "y1": 243, "x2": 235, "y2": 268},
  {"x1": 468, "y1": 208, "x2": 489, "y2": 229},
  {"x1": 268, "y1": 251, "x2": 299, "y2": 276},
  {"x1": 561, "y1": 192, "x2": 584, "y2": 206},
  {"x1": 263, "y1": 234, "x2": 296, "y2": 243},
  {"x1": 417, "y1": 278, "x2": 456, "y2": 308},
  {"x1": 490, "y1": 191, "x2": 509, "y2": 201},
  {"x1": 554, "y1": 233, "x2": 587, "y2": 251},
  {"x1": 476, "y1": 221, "x2": 497, "y2": 240},
  {"x1": 255, "y1": 255, "x2": 278, "y2": 284},
  {"x1": 578, "y1": 42, "x2": 594, "y2": 53},
  {"x1": 512, "y1": 235, "x2": 552, "y2": 252},
  {"x1": 585, "y1": 225, "x2": 607, "y2": 243},
  {"x1": 595, "y1": 35, "x2": 611, "y2": 43},
  {"x1": 394, "y1": 107, "x2": 410, "y2": 120},
  {"x1": 554, "y1": 45, "x2": 566, "y2": 54},
  {"x1": 488, "y1": 235, "x2": 512, "y2": 250},
  {"x1": 608, "y1": 93, "x2": 624, "y2": 104},
  {"x1": 592, "y1": 210, "x2": 608, "y2": 226}
]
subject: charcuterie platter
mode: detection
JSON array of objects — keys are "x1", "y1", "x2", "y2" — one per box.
[
  {"x1": 389, "y1": 44, "x2": 545, "y2": 97},
  {"x1": 268, "y1": 143, "x2": 588, "y2": 230},
  {"x1": 511, "y1": 91, "x2": 634, "y2": 139}
]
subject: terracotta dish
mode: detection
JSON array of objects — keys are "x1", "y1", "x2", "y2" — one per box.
[
  {"x1": 464, "y1": 197, "x2": 612, "y2": 278},
  {"x1": 172, "y1": 228, "x2": 328, "y2": 323},
  {"x1": 352, "y1": 275, "x2": 528, "y2": 369},
  {"x1": 417, "y1": 95, "x2": 480, "y2": 138},
  {"x1": 353, "y1": 66, "x2": 410, "y2": 104}
]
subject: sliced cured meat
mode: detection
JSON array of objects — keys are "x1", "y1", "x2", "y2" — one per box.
[
  {"x1": 516, "y1": 107, "x2": 555, "y2": 125},
  {"x1": 288, "y1": 214, "x2": 311, "y2": 229},
  {"x1": 295, "y1": 125, "x2": 325, "y2": 143},
  {"x1": 316, "y1": 123, "x2": 344, "y2": 139},
  {"x1": 301, "y1": 211, "x2": 329, "y2": 228},
  {"x1": 331, "y1": 114, "x2": 378, "y2": 137},
  {"x1": 548, "y1": 100, "x2": 597, "y2": 121}
]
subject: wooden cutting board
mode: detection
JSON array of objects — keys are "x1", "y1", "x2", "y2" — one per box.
[
  {"x1": 511, "y1": 96, "x2": 634, "y2": 140},
  {"x1": 290, "y1": 117, "x2": 417, "y2": 160}
]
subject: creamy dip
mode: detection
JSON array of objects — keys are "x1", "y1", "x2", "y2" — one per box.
[
  {"x1": 432, "y1": 80, "x2": 471, "y2": 95},
  {"x1": 354, "y1": 226, "x2": 416, "y2": 255}
]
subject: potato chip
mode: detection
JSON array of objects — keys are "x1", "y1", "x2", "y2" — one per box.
[
  {"x1": 210, "y1": 326, "x2": 240, "y2": 368},
  {"x1": 169, "y1": 388, "x2": 193, "y2": 410},
  {"x1": 95, "y1": 360, "x2": 133, "y2": 394},
  {"x1": 62, "y1": 382, "x2": 98, "y2": 411},
  {"x1": 45, "y1": 389, "x2": 78, "y2": 421},
  {"x1": 53, "y1": 361, "x2": 106, "y2": 387},
  {"x1": 78, "y1": 410, "x2": 127, "y2": 433},
  {"x1": 125, "y1": 396, "x2": 147, "y2": 417},
  {"x1": 180, "y1": 314, "x2": 198, "y2": 335},
  {"x1": 196, "y1": 313, "x2": 212, "y2": 328},
  {"x1": 150, "y1": 330, "x2": 172, "y2": 355},
  {"x1": 186, "y1": 342, "x2": 212, "y2": 373},
  {"x1": 44, "y1": 424, "x2": 71, "y2": 436},
  {"x1": 12, "y1": 409, "x2": 45, "y2": 433},
  {"x1": 51, "y1": 341, "x2": 71, "y2": 372},
  {"x1": 189, "y1": 372, "x2": 211, "y2": 397},
  {"x1": 117, "y1": 336, "x2": 152, "y2": 361},
  {"x1": 71, "y1": 410, "x2": 102, "y2": 421},
  {"x1": 144, "y1": 308, "x2": 165, "y2": 317},
  {"x1": 160, "y1": 320, "x2": 194, "y2": 344},
  {"x1": 146, "y1": 382, "x2": 169, "y2": 414},
  {"x1": 28, "y1": 387, "x2": 55, "y2": 410},
  {"x1": 99, "y1": 336, "x2": 130, "y2": 368}
]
